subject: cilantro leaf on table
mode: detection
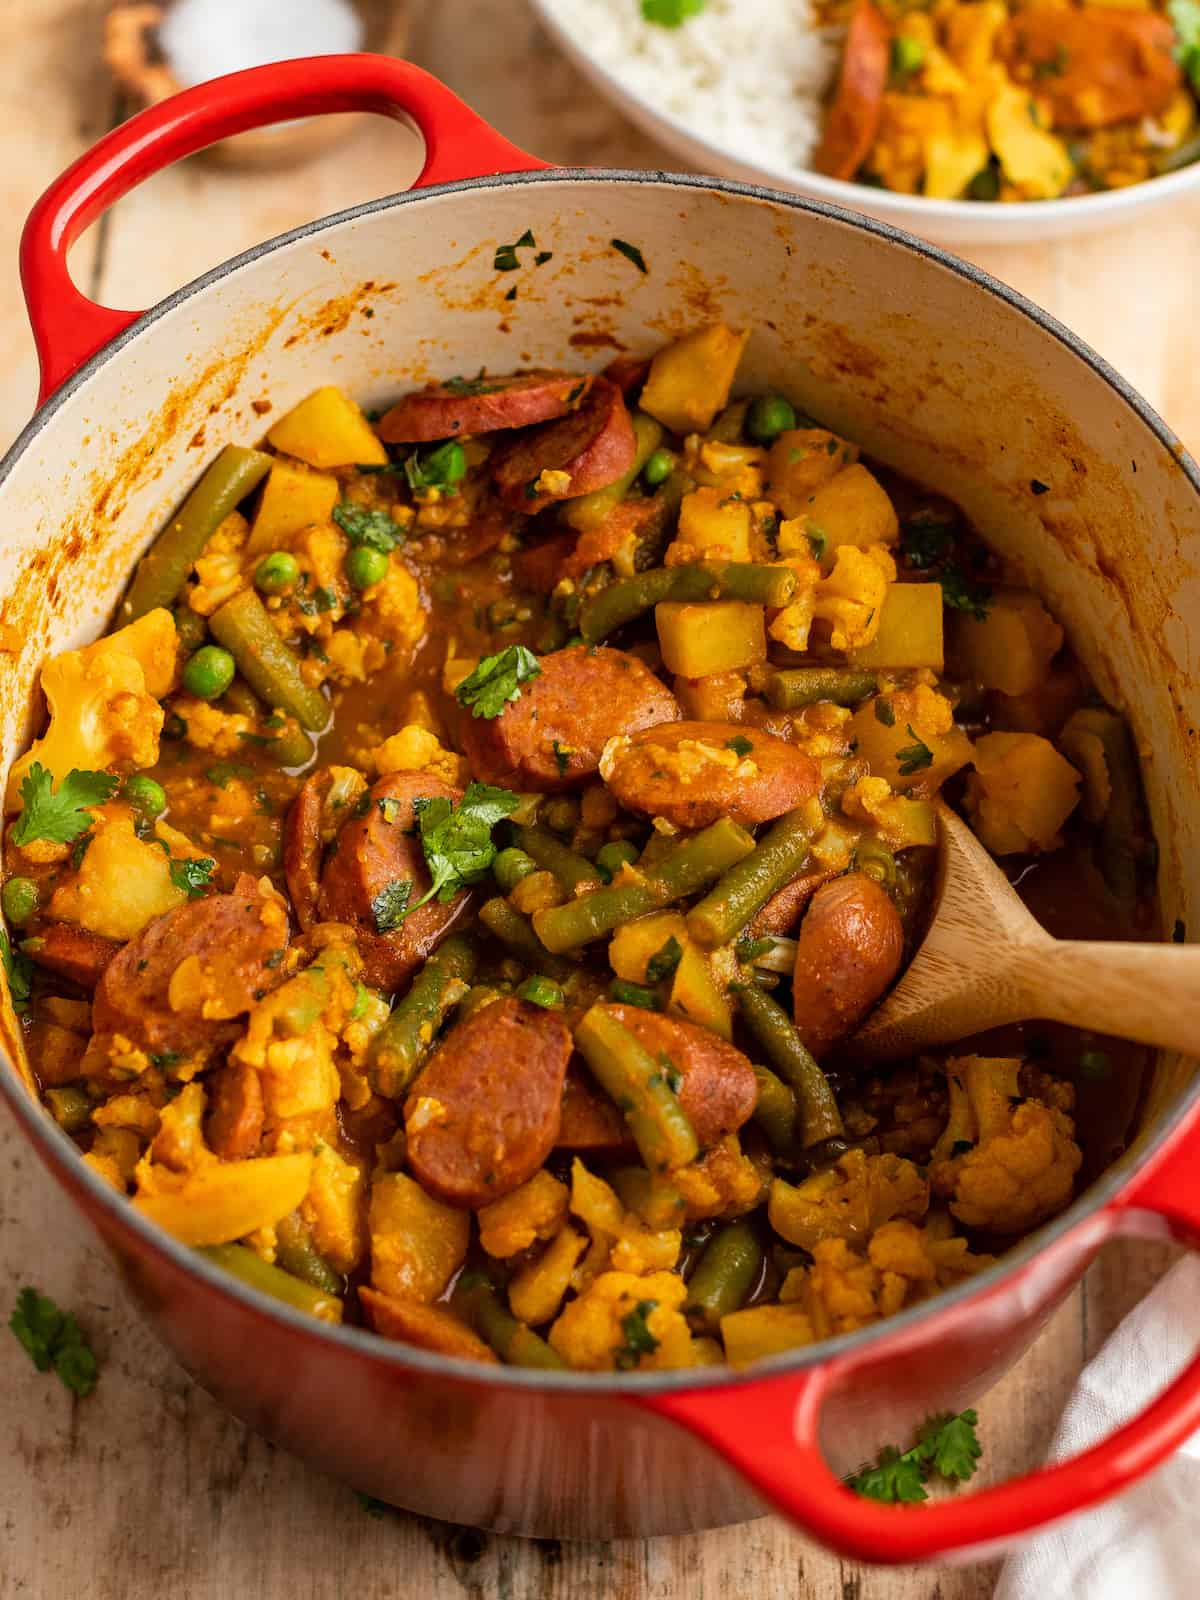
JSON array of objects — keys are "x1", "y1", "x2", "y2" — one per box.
[
  {"x1": 455, "y1": 645, "x2": 542, "y2": 720},
  {"x1": 849, "y1": 1411, "x2": 982, "y2": 1503},
  {"x1": 333, "y1": 502, "x2": 403, "y2": 553},
  {"x1": 168, "y1": 857, "x2": 216, "y2": 899},
  {"x1": 9, "y1": 1287, "x2": 99, "y2": 1398},
  {"x1": 10, "y1": 764, "x2": 119, "y2": 848}
]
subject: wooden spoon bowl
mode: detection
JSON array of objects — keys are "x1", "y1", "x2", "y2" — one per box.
[{"x1": 853, "y1": 800, "x2": 1200, "y2": 1061}]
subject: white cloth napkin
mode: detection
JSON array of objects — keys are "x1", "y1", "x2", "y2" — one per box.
[{"x1": 996, "y1": 1256, "x2": 1200, "y2": 1600}]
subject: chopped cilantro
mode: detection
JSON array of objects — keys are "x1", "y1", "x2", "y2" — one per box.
[
  {"x1": 873, "y1": 697, "x2": 896, "y2": 727},
  {"x1": 552, "y1": 740, "x2": 572, "y2": 776},
  {"x1": 735, "y1": 935, "x2": 775, "y2": 964},
  {"x1": 806, "y1": 524, "x2": 827, "y2": 561},
  {"x1": 725, "y1": 735, "x2": 753, "y2": 757},
  {"x1": 1031, "y1": 477, "x2": 1051, "y2": 496},
  {"x1": 940, "y1": 568, "x2": 993, "y2": 621},
  {"x1": 896, "y1": 725, "x2": 934, "y2": 776},
  {"x1": 313, "y1": 586, "x2": 339, "y2": 613},
  {"x1": 168, "y1": 857, "x2": 216, "y2": 898},
  {"x1": 385, "y1": 783, "x2": 521, "y2": 922},
  {"x1": 646, "y1": 935, "x2": 683, "y2": 984},
  {"x1": 9, "y1": 1287, "x2": 98, "y2": 1398},
  {"x1": 613, "y1": 1299, "x2": 660, "y2": 1368},
  {"x1": 890, "y1": 34, "x2": 925, "y2": 81},
  {"x1": 404, "y1": 439, "x2": 467, "y2": 496},
  {"x1": 504, "y1": 286, "x2": 517, "y2": 302},
  {"x1": 641, "y1": 0, "x2": 704, "y2": 23},
  {"x1": 443, "y1": 373, "x2": 504, "y2": 397},
  {"x1": 0, "y1": 928, "x2": 33, "y2": 1012},
  {"x1": 950, "y1": 1139, "x2": 974, "y2": 1157},
  {"x1": 70, "y1": 833, "x2": 93, "y2": 871},
  {"x1": 901, "y1": 513, "x2": 954, "y2": 570},
  {"x1": 610, "y1": 238, "x2": 648, "y2": 274},
  {"x1": 493, "y1": 229, "x2": 536, "y2": 272},
  {"x1": 455, "y1": 644, "x2": 542, "y2": 720},
  {"x1": 849, "y1": 1410, "x2": 981, "y2": 1503},
  {"x1": 333, "y1": 501, "x2": 403, "y2": 553},
  {"x1": 205, "y1": 761, "x2": 255, "y2": 789},
  {"x1": 11, "y1": 764, "x2": 119, "y2": 848},
  {"x1": 371, "y1": 878, "x2": 412, "y2": 934},
  {"x1": 534, "y1": 250, "x2": 553, "y2": 266}
]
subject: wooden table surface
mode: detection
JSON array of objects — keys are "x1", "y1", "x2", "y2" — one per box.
[{"x1": 0, "y1": 3, "x2": 1194, "y2": 1596}]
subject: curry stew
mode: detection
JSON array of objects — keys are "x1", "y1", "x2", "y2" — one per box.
[{"x1": 4, "y1": 326, "x2": 1155, "y2": 1371}]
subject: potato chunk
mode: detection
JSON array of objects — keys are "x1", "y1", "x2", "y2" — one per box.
[
  {"x1": 247, "y1": 460, "x2": 340, "y2": 553},
  {"x1": 963, "y1": 732, "x2": 1081, "y2": 854},
  {"x1": 266, "y1": 386, "x2": 387, "y2": 468},
  {"x1": 952, "y1": 590, "x2": 1063, "y2": 697},
  {"x1": 656, "y1": 600, "x2": 766, "y2": 677},
  {"x1": 368, "y1": 1171, "x2": 469, "y2": 1303},
  {"x1": 850, "y1": 583, "x2": 944, "y2": 670},
  {"x1": 639, "y1": 325, "x2": 748, "y2": 435},
  {"x1": 805, "y1": 464, "x2": 899, "y2": 556}
]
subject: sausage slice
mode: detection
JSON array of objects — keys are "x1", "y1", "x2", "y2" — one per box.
[
  {"x1": 404, "y1": 997, "x2": 571, "y2": 1207},
  {"x1": 360, "y1": 1287, "x2": 498, "y2": 1363},
  {"x1": 749, "y1": 866, "x2": 842, "y2": 938},
  {"x1": 92, "y1": 874, "x2": 290, "y2": 1057},
  {"x1": 283, "y1": 766, "x2": 366, "y2": 931},
  {"x1": 25, "y1": 924, "x2": 120, "y2": 990},
  {"x1": 317, "y1": 772, "x2": 472, "y2": 993},
  {"x1": 600, "y1": 721, "x2": 821, "y2": 830},
  {"x1": 461, "y1": 644, "x2": 680, "y2": 791},
  {"x1": 377, "y1": 371, "x2": 593, "y2": 444},
  {"x1": 204, "y1": 1063, "x2": 265, "y2": 1160},
  {"x1": 557, "y1": 1062, "x2": 635, "y2": 1154},
  {"x1": 814, "y1": 0, "x2": 890, "y2": 181},
  {"x1": 791, "y1": 871, "x2": 904, "y2": 1056},
  {"x1": 491, "y1": 378, "x2": 636, "y2": 512},
  {"x1": 600, "y1": 1003, "x2": 757, "y2": 1147}
]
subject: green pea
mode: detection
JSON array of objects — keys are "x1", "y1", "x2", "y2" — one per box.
[
  {"x1": 746, "y1": 395, "x2": 797, "y2": 444},
  {"x1": 595, "y1": 839, "x2": 639, "y2": 882},
  {"x1": 516, "y1": 975, "x2": 565, "y2": 1010},
  {"x1": 181, "y1": 645, "x2": 236, "y2": 702},
  {"x1": 643, "y1": 447, "x2": 675, "y2": 487},
  {"x1": 493, "y1": 847, "x2": 537, "y2": 894},
  {"x1": 543, "y1": 796, "x2": 579, "y2": 835},
  {"x1": 123, "y1": 775, "x2": 167, "y2": 819},
  {"x1": 345, "y1": 545, "x2": 390, "y2": 590},
  {"x1": 254, "y1": 551, "x2": 299, "y2": 595},
  {"x1": 2, "y1": 877, "x2": 38, "y2": 926}
]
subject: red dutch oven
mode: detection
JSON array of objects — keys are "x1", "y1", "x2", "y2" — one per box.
[{"x1": 2, "y1": 55, "x2": 1199, "y2": 1562}]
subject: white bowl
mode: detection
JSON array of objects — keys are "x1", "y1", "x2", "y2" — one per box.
[{"x1": 529, "y1": 0, "x2": 1200, "y2": 246}]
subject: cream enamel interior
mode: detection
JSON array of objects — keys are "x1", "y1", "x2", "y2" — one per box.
[{"x1": 1, "y1": 170, "x2": 1197, "y2": 1296}]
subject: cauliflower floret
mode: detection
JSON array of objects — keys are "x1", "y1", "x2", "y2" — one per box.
[
  {"x1": 373, "y1": 724, "x2": 468, "y2": 787},
  {"x1": 767, "y1": 554, "x2": 821, "y2": 652},
  {"x1": 136, "y1": 1081, "x2": 213, "y2": 1182},
  {"x1": 362, "y1": 561, "x2": 426, "y2": 655},
  {"x1": 508, "y1": 1223, "x2": 588, "y2": 1328},
  {"x1": 768, "y1": 1148, "x2": 929, "y2": 1251},
  {"x1": 548, "y1": 1269, "x2": 693, "y2": 1371},
  {"x1": 841, "y1": 775, "x2": 937, "y2": 850},
  {"x1": 929, "y1": 1055, "x2": 1082, "y2": 1234},
  {"x1": 478, "y1": 1170, "x2": 569, "y2": 1258},
  {"x1": 188, "y1": 511, "x2": 249, "y2": 615},
  {"x1": 813, "y1": 544, "x2": 896, "y2": 652},
  {"x1": 568, "y1": 1160, "x2": 682, "y2": 1284},
  {"x1": 672, "y1": 1135, "x2": 766, "y2": 1222},
  {"x1": 171, "y1": 695, "x2": 254, "y2": 756},
  {"x1": 301, "y1": 1141, "x2": 367, "y2": 1275},
  {"x1": 7, "y1": 609, "x2": 175, "y2": 809}
]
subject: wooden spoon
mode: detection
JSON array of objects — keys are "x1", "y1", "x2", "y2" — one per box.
[{"x1": 852, "y1": 800, "x2": 1199, "y2": 1061}]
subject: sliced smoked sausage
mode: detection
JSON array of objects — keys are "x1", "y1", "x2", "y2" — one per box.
[
  {"x1": 600, "y1": 721, "x2": 821, "y2": 830},
  {"x1": 556, "y1": 1062, "x2": 635, "y2": 1154},
  {"x1": 749, "y1": 865, "x2": 842, "y2": 938},
  {"x1": 813, "y1": 0, "x2": 890, "y2": 181},
  {"x1": 316, "y1": 772, "x2": 472, "y2": 993},
  {"x1": 999, "y1": 10, "x2": 1179, "y2": 130},
  {"x1": 404, "y1": 997, "x2": 571, "y2": 1207},
  {"x1": 378, "y1": 371, "x2": 593, "y2": 443},
  {"x1": 92, "y1": 873, "x2": 290, "y2": 1057},
  {"x1": 600, "y1": 1003, "x2": 758, "y2": 1147},
  {"x1": 283, "y1": 766, "x2": 366, "y2": 931},
  {"x1": 204, "y1": 1062, "x2": 264, "y2": 1160},
  {"x1": 791, "y1": 871, "x2": 903, "y2": 1057},
  {"x1": 26, "y1": 924, "x2": 120, "y2": 989},
  {"x1": 491, "y1": 378, "x2": 636, "y2": 512},
  {"x1": 461, "y1": 644, "x2": 680, "y2": 791}
]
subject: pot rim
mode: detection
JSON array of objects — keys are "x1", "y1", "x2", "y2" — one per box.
[{"x1": 2, "y1": 165, "x2": 1197, "y2": 1397}]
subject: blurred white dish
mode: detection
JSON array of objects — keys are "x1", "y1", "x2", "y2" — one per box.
[{"x1": 529, "y1": 0, "x2": 1200, "y2": 246}]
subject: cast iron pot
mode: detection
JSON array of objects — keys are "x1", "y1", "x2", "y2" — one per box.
[{"x1": 2, "y1": 55, "x2": 1199, "y2": 1563}]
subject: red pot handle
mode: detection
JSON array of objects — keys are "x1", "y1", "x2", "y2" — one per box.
[
  {"x1": 21, "y1": 53, "x2": 548, "y2": 402},
  {"x1": 644, "y1": 1114, "x2": 1200, "y2": 1564}
]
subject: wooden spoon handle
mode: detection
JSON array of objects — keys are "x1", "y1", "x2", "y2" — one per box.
[{"x1": 1013, "y1": 938, "x2": 1200, "y2": 1056}]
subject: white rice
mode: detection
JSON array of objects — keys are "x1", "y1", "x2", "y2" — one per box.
[{"x1": 539, "y1": 0, "x2": 838, "y2": 174}]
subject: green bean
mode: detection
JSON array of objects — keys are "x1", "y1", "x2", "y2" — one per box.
[
  {"x1": 595, "y1": 839, "x2": 640, "y2": 882},
  {"x1": 123, "y1": 446, "x2": 273, "y2": 622},
  {"x1": 609, "y1": 1166, "x2": 686, "y2": 1229},
  {"x1": 684, "y1": 1221, "x2": 763, "y2": 1333},
  {"x1": 452, "y1": 1273, "x2": 566, "y2": 1370},
  {"x1": 751, "y1": 1063, "x2": 798, "y2": 1158},
  {"x1": 458, "y1": 983, "x2": 508, "y2": 1022},
  {"x1": 736, "y1": 985, "x2": 844, "y2": 1147},
  {"x1": 853, "y1": 835, "x2": 897, "y2": 891},
  {"x1": 209, "y1": 588, "x2": 329, "y2": 732},
  {"x1": 221, "y1": 677, "x2": 315, "y2": 768},
  {"x1": 369, "y1": 937, "x2": 477, "y2": 1098},
  {"x1": 172, "y1": 605, "x2": 209, "y2": 657},
  {"x1": 533, "y1": 817, "x2": 755, "y2": 953},
  {"x1": 514, "y1": 826, "x2": 603, "y2": 896},
  {"x1": 199, "y1": 1243, "x2": 342, "y2": 1322},
  {"x1": 478, "y1": 898, "x2": 573, "y2": 982},
  {"x1": 45, "y1": 1085, "x2": 91, "y2": 1135},
  {"x1": 493, "y1": 847, "x2": 537, "y2": 894},
  {"x1": 579, "y1": 561, "x2": 797, "y2": 644},
  {"x1": 708, "y1": 398, "x2": 751, "y2": 443},
  {"x1": 563, "y1": 412, "x2": 665, "y2": 533},
  {"x1": 275, "y1": 1213, "x2": 343, "y2": 1297},
  {"x1": 1061, "y1": 707, "x2": 1142, "y2": 902},
  {"x1": 687, "y1": 808, "x2": 812, "y2": 949},
  {"x1": 574, "y1": 1003, "x2": 699, "y2": 1172},
  {"x1": 764, "y1": 667, "x2": 879, "y2": 711}
]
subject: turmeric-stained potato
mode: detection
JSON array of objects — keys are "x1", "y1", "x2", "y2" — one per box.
[
  {"x1": 405, "y1": 998, "x2": 572, "y2": 1207},
  {"x1": 600, "y1": 1003, "x2": 757, "y2": 1147},
  {"x1": 315, "y1": 772, "x2": 471, "y2": 992},
  {"x1": 461, "y1": 645, "x2": 679, "y2": 792},
  {"x1": 791, "y1": 872, "x2": 904, "y2": 1056},
  {"x1": 600, "y1": 721, "x2": 821, "y2": 829},
  {"x1": 92, "y1": 873, "x2": 290, "y2": 1057}
]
